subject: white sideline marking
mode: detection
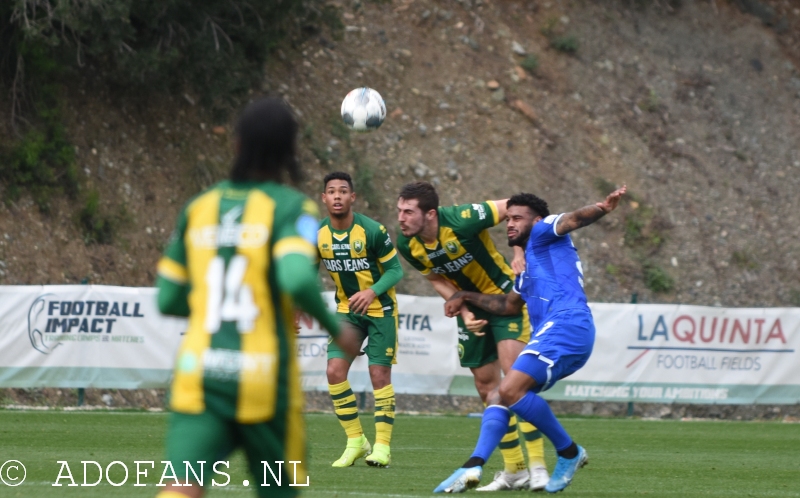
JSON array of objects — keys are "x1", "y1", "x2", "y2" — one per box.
[{"x1": 1, "y1": 406, "x2": 165, "y2": 414}]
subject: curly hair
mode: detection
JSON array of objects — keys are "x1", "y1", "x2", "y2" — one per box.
[
  {"x1": 323, "y1": 171, "x2": 354, "y2": 191},
  {"x1": 507, "y1": 193, "x2": 550, "y2": 218}
]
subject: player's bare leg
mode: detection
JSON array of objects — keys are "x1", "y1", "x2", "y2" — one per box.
[
  {"x1": 368, "y1": 364, "x2": 391, "y2": 391},
  {"x1": 327, "y1": 357, "x2": 351, "y2": 385},
  {"x1": 366, "y1": 364, "x2": 394, "y2": 467},
  {"x1": 470, "y1": 361, "x2": 501, "y2": 403},
  {"x1": 328, "y1": 358, "x2": 371, "y2": 467}
]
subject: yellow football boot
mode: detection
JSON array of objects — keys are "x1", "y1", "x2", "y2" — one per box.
[
  {"x1": 365, "y1": 442, "x2": 391, "y2": 468},
  {"x1": 331, "y1": 434, "x2": 371, "y2": 467}
]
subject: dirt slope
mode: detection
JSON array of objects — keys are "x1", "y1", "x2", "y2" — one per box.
[{"x1": 1, "y1": 0, "x2": 799, "y2": 308}]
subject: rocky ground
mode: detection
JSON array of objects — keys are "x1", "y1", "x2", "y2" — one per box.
[
  {"x1": 1, "y1": 0, "x2": 799, "y2": 412},
  {"x1": 2, "y1": 0, "x2": 800, "y2": 305}
]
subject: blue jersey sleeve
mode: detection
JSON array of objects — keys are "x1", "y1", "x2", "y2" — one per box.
[{"x1": 530, "y1": 213, "x2": 566, "y2": 246}]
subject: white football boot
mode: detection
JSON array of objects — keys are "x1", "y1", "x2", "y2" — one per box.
[
  {"x1": 475, "y1": 469, "x2": 530, "y2": 491},
  {"x1": 529, "y1": 465, "x2": 550, "y2": 491}
]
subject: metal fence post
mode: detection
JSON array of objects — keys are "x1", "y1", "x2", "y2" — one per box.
[
  {"x1": 627, "y1": 293, "x2": 638, "y2": 417},
  {"x1": 77, "y1": 277, "x2": 88, "y2": 407}
]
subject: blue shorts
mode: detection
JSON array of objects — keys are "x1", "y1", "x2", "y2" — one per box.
[{"x1": 511, "y1": 309, "x2": 595, "y2": 392}]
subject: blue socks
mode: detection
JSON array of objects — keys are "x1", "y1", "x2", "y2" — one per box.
[
  {"x1": 510, "y1": 392, "x2": 572, "y2": 452},
  {"x1": 469, "y1": 405, "x2": 511, "y2": 462},
  {"x1": 463, "y1": 394, "x2": 573, "y2": 468}
]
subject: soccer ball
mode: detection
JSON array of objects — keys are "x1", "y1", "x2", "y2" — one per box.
[{"x1": 341, "y1": 87, "x2": 386, "y2": 131}]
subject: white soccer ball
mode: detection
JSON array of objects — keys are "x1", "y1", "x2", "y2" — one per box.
[{"x1": 341, "y1": 87, "x2": 386, "y2": 131}]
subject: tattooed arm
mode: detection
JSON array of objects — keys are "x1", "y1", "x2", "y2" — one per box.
[
  {"x1": 444, "y1": 290, "x2": 525, "y2": 317},
  {"x1": 555, "y1": 185, "x2": 627, "y2": 236},
  {"x1": 427, "y1": 273, "x2": 489, "y2": 333}
]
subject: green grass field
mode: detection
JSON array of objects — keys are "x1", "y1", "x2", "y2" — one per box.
[{"x1": 0, "y1": 411, "x2": 798, "y2": 497}]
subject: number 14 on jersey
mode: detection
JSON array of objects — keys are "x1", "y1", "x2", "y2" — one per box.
[{"x1": 205, "y1": 255, "x2": 260, "y2": 333}]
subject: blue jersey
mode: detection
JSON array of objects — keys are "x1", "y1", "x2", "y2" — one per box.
[{"x1": 514, "y1": 213, "x2": 589, "y2": 324}]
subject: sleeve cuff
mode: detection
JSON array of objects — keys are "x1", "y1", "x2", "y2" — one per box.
[
  {"x1": 486, "y1": 200, "x2": 500, "y2": 225},
  {"x1": 274, "y1": 236, "x2": 317, "y2": 259},
  {"x1": 513, "y1": 273, "x2": 523, "y2": 294},
  {"x1": 157, "y1": 257, "x2": 188, "y2": 284},
  {"x1": 378, "y1": 248, "x2": 398, "y2": 264},
  {"x1": 552, "y1": 213, "x2": 565, "y2": 237}
]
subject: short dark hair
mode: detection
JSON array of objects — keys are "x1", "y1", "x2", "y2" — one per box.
[
  {"x1": 230, "y1": 98, "x2": 301, "y2": 183},
  {"x1": 507, "y1": 193, "x2": 550, "y2": 218},
  {"x1": 398, "y1": 181, "x2": 439, "y2": 213},
  {"x1": 323, "y1": 171, "x2": 354, "y2": 191}
]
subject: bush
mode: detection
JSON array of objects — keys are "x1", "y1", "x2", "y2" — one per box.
[
  {"x1": 1, "y1": 126, "x2": 77, "y2": 211},
  {"x1": 731, "y1": 250, "x2": 759, "y2": 270},
  {"x1": 0, "y1": 38, "x2": 78, "y2": 211},
  {"x1": 638, "y1": 89, "x2": 660, "y2": 113},
  {"x1": 550, "y1": 35, "x2": 579, "y2": 54},
  {"x1": 520, "y1": 55, "x2": 539, "y2": 73},
  {"x1": 644, "y1": 265, "x2": 674, "y2": 293},
  {"x1": 0, "y1": 0, "x2": 338, "y2": 210},
  {"x1": 77, "y1": 189, "x2": 130, "y2": 245},
  {"x1": 2, "y1": 0, "x2": 339, "y2": 118},
  {"x1": 78, "y1": 190, "x2": 114, "y2": 245},
  {"x1": 624, "y1": 213, "x2": 647, "y2": 246}
]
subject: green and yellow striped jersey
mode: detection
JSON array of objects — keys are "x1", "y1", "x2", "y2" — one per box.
[
  {"x1": 156, "y1": 180, "x2": 318, "y2": 423},
  {"x1": 318, "y1": 212, "x2": 399, "y2": 317},
  {"x1": 396, "y1": 201, "x2": 515, "y2": 295}
]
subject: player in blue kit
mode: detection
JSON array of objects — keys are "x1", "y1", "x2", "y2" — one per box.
[{"x1": 434, "y1": 185, "x2": 626, "y2": 494}]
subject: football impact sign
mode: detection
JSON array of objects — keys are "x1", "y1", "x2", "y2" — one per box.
[{"x1": 0, "y1": 285, "x2": 184, "y2": 388}]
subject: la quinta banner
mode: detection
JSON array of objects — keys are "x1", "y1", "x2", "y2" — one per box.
[{"x1": 550, "y1": 303, "x2": 800, "y2": 404}]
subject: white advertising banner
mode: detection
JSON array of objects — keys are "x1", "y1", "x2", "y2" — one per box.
[
  {"x1": 0, "y1": 286, "x2": 185, "y2": 388},
  {"x1": 1, "y1": 286, "x2": 797, "y2": 404},
  {"x1": 547, "y1": 304, "x2": 800, "y2": 405},
  {"x1": 297, "y1": 292, "x2": 467, "y2": 395}
]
